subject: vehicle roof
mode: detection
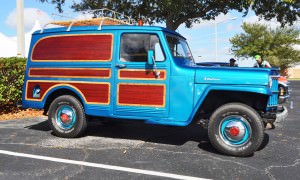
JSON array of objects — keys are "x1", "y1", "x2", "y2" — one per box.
[{"x1": 33, "y1": 25, "x2": 185, "y2": 39}]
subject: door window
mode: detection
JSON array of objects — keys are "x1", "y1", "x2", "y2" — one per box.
[{"x1": 120, "y1": 34, "x2": 165, "y2": 62}]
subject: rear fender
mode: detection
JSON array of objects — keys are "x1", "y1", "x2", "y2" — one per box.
[{"x1": 23, "y1": 84, "x2": 86, "y2": 110}]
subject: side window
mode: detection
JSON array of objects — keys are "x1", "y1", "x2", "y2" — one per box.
[
  {"x1": 120, "y1": 34, "x2": 165, "y2": 62},
  {"x1": 152, "y1": 35, "x2": 164, "y2": 62},
  {"x1": 166, "y1": 36, "x2": 185, "y2": 57}
]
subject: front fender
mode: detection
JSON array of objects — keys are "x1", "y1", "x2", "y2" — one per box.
[{"x1": 187, "y1": 84, "x2": 272, "y2": 124}]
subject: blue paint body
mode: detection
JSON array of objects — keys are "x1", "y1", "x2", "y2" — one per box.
[{"x1": 22, "y1": 25, "x2": 278, "y2": 126}]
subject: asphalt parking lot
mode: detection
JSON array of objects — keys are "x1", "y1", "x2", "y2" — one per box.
[{"x1": 0, "y1": 81, "x2": 299, "y2": 180}]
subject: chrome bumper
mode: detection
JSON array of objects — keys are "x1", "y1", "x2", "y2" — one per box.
[
  {"x1": 275, "y1": 105, "x2": 288, "y2": 123},
  {"x1": 262, "y1": 105, "x2": 288, "y2": 124}
]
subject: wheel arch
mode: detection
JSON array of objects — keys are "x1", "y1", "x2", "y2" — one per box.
[
  {"x1": 43, "y1": 86, "x2": 85, "y2": 115},
  {"x1": 190, "y1": 86, "x2": 270, "y2": 124}
]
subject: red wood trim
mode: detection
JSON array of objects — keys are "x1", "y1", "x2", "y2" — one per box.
[
  {"x1": 26, "y1": 81, "x2": 110, "y2": 105},
  {"x1": 119, "y1": 69, "x2": 166, "y2": 80},
  {"x1": 31, "y1": 34, "x2": 113, "y2": 62},
  {"x1": 29, "y1": 68, "x2": 111, "y2": 78},
  {"x1": 118, "y1": 83, "x2": 165, "y2": 107}
]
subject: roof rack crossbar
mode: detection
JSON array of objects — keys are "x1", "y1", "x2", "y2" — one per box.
[
  {"x1": 67, "y1": 20, "x2": 75, "y2": 31},
  {"x1": 98, "y1": 17, "x2": 106, "y2": 30}
]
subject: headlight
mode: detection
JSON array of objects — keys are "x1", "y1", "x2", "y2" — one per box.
[{"x1": 268, "y1": 76, "x2": 273, "y2": 88}]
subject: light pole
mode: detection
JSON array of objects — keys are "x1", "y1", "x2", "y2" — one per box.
[
  {"x1": 16, "y1": 0, "x2": 25, "y2": 57},
  {"x1": 214, "y1": 17, "x2": 237, "y2": 62}
]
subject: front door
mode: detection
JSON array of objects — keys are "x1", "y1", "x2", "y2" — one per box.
[{"x1": 113, "y1": 32, "x2": 169, "y2": 118}]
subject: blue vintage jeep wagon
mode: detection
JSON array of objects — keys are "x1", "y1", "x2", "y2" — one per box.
[{"x1": 22, "y1": 12, "x2": 287, "y2": 156}]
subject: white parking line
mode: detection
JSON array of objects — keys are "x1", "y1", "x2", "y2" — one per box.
[{"x1": 0, "y1": 150, "x2": 210, "y2": 180}]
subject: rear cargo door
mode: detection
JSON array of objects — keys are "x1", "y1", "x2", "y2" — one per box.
[{"x1": 113, "y1": 32, "x2": 169, "y2": 118}]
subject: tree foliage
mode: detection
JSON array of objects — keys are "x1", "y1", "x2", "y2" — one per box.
[
  {"x1": 39, "y1": 0, "x2": 299, "y2": 31},
  {"x1": 230, "y1": 22, "x2": 300, "y2": 70}
]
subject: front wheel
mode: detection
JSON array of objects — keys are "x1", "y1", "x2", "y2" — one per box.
[
  {"x1": 208, "y1": 103, "x2": 264, "y2": 156},
  {"x1": 48, "y1": 95, "x2": 87, "y2": 138}
]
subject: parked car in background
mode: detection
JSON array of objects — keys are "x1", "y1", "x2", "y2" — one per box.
[{"x1": 277, "y1": 76, "x2": 290, "y2": 104}]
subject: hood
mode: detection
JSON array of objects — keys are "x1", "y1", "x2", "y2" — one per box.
[{"x1": 194, "y1": 66, "x2": 270, "y2": 86}]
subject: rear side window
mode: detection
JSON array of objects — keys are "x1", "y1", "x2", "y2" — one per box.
[{"x1": 120, "y1": 34, "x2": 165, "y2": 62}]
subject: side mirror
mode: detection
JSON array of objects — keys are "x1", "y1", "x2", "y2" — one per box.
[
  {"x1": 147, "y1": 50, "x2": 154, "y2": 65},
  {"x1": 147, "y1": 50, "x2": 160, "y2": 78}
]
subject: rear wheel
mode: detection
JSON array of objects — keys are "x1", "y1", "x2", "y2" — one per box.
[
  {"x1": 48, "y1": 95, "x2": 87, "y2": 138},
  {"x1": 208, "y1": 103, "x2": 264, "y2": 156}
]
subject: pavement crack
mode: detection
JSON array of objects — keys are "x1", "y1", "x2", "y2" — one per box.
[
  {"x1": 275, "y1": 133, "x2": 300, "y2": 141},
  {"x1": 265, "y1": 159, "x2": 300, "y2": 180}
]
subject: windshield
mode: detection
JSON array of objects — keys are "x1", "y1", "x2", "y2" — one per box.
[{"x1": 166, "y1": 35, "x2": 194, "y2": 62}]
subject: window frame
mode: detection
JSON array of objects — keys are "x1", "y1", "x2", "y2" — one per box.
[
  {"x1": 165, "y1": 33, "x2": 194, "y2": 62},
  {"x1": 119, "y1": 32, "x2": 166, "y2": 63}
]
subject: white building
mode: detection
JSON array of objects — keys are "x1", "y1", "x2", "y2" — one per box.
[{"x1": 288, "y1": 64, "x2": 300, "y2": 79}]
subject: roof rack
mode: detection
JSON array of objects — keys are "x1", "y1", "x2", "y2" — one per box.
[{"x1": 40, "y1": 8, "x2": 136, "y2": 33}]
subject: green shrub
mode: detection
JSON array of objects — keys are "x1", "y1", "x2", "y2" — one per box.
[{"x1": 0, "y1": 57, "x2": 26, "y2": 107}]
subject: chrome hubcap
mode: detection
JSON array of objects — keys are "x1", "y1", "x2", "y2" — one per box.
[
  {"x1": 219, "y1": 115, "x2": 251, "y2": 146},
  {"x1": 56, "y1": 105, "x2": 76, "y2": 130},
  {"x1": 224, "y1": 121, "x2": 246, "y2": 141}
]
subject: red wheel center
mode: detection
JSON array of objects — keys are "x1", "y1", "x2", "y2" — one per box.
[
  {"x1": 60, "y1": 113, "x2": 69, "y2": 122},
  {"x1": 229, "y1": 126, "x2": 240, "y2": 136}
]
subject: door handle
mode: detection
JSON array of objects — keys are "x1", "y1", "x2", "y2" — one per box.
[{"x1": 115, "y1": 64, "x2": 127, "y2": 68}]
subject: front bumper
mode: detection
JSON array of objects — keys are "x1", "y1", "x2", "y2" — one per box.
[
  {"x1": 275, "y1": 105, "x2": 288, "y2": 123},
  {"x1": 262, "y1": 105, "x2": 288, "y2": 124}
]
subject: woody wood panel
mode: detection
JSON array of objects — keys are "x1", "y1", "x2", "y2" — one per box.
[
  {"x1": 26, "y1": 81, "x2": 110, "y2": 105},
  {"x1": 119, "y1": 69, "x2": 166, "y2": 80},
  {"x1": 118, "y1": 84, "x2": 165, "y2": 107},
  {"x1": 29, "y1": 68, "x2": 111, "y2": 78},
  {"x1": 32, "y1": 34, "x2": 113, "y2": 61}
]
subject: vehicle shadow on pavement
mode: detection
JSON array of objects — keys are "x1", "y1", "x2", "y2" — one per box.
[
  {"x1": 86, "y1": 119, "x2": 210, "y2": 146},
  {"x1": 26, "y1": 118, "x2": 215, "y2": 151},
  {"x1": 26, "y1": 120, "x2": 51, "y2": 131},
  {"x1": 257, "y1": 133, "x2": 270, "y2": 151},
  {"x1": 26, "y1": 118, "x2": 270, "y2": 155}
]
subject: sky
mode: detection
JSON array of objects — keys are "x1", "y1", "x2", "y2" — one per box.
[{"x1": 0, "y1": 1, "x2": 299, "y2": 67}]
